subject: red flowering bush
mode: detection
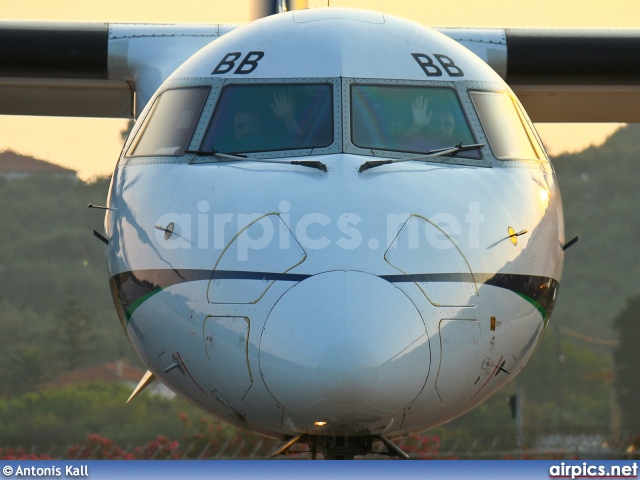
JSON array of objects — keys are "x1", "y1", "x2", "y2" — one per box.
[
  {"x1": 625, "y1": 435, "x2": 640, "y2": 459},
  {"x1": 0, "y1": 447, "x2": 52, "y2": 460},
  {"x1": 11, "y1": 414, "x2": 619, "y2": 460},
  {"x1": 131, "y1": 435, "x2": 181, "y2": 460},
  {"x1": 60, "y1": 413, "x2": 278, "y2": 459},
  {"x1": 392, "y1": 434, "x2": 441, "y2": 459},
  {"x1": 66, "y1": 434, "x2": 130, "y2": 459},
  {"x1": 177, "y1": 414, "x2": 277, "y2": 459}
]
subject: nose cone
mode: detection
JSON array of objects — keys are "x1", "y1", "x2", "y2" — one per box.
[
  {"x1": 316, "y1": 339, "x2": 378, "y2": 404},
  {"x1": 259, "y1": 271, "x2": 430, "y2": 424}
]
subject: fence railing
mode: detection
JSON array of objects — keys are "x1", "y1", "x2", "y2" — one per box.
[{"x1": 3, "y1": 433, "x2": 638, "y2": 460}]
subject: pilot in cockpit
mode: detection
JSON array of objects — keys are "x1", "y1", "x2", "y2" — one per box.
[
  {"x1": 401, "y1": 95, "x2": 455, "y2": 150},
  {"x1": 233, "y1": 111, "x2": 263, "y2": 140},
  {"x1": 232, "y1": 92, "x2": 302, "y2": 141},
  {"x1": 351, "y1": 85, "x2": 479, "y2": 158},
  {"x1": 203, "y1": 83, "x2": 331, "y2": 154},
  {"x1": 269, "y1": 92, "x2": 303, "y2": 137}
]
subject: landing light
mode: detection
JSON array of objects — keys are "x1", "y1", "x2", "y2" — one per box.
[{"x1": 314, "y1": 421, "x2": 327, "y2": 426}]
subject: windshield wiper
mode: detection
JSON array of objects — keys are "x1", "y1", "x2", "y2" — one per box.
[
  {"x1": 358, "y1": 143, "x2": 485, "y2": 173},
  {"x1": 185, "y1": 150, "x2": 247, "y2": 160},
  {"x1": 186, "y1": 150, "x2": 327, "y2": 172}
]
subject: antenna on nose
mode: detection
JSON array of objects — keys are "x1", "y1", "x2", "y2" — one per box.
[{"x1": 88, "y1": 203, "x2": 115, "y2": 211}]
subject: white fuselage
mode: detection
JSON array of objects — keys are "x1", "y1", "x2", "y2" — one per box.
[{"x1": 105, "y1": 8, "x2": 564, "y2": 442}]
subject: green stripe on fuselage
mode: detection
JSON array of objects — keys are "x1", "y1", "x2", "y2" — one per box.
[
  {"x1": 515, "y1": 292, "x2": 549, "y2": 327},
  {"x1": 125, "y1": 288, "x2": 163, "y2": 321}
]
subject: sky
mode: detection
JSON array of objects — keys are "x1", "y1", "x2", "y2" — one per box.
[{"x1": 2, "y1": 0, "x2": 637, "y2": 179}]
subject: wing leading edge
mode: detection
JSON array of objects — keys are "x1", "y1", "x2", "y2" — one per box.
[{"x1": 2, "y1": 21, "x2": 640, "y2": 122}]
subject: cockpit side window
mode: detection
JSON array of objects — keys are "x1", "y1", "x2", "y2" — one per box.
[
  {"x1": 350, "y1": 85, "x2": 480, "y2": 159},
  {"x1": 127, "y1": 87, "x2": 210, "y2": 157},
  {"x1": 469, "y1": 91, "x2": 540, "y2": 161},
  {"x1": 200, "y1": 83, "x2": 333, "y2": 154}
]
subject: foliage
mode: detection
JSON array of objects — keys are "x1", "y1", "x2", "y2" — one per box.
[
  {"x1": 0, "y1": 174, "x2": 112, "y2": 315},
  {"x1": 51, "y1": 298, "x2": 95, "y2": 371},
  {"x1": 399, "y1": 433, "x2": 442, "y2": 458},
  {"x1": 60, "y1": 414, "x2": 280, "y2": 460},
  {"x1": 612, "y1": 295, "x2": 640, "y2": 434},
  {"x1": 0, "y1": 383, "x2": 278, "y2": 459},
  {"x1": 0, "y1": 174, "x2": 136, "y2": 398},
  {"x1": 66, "y1": 434, "x2": 135, "y2": 460},
  {"x1": 553, "y1": 125, "x2": 640, "y2": 339},
  {"x1": 0, "y1": 447, "x2": 52, "y2": 460},
  {"x1": 519, "y1": 327, "x2": 612, "y2": 432},
  {"x1": 625, "y1": 435, "x2": 640, "y2": 459},
  {"x1": 172, "y1": 413, "x2": 272, "y2": 459},
  {"x1": 7, "y1": 347, "x2": 49, "y2": 396},
  {"x1": 0, "y1": 383, "x2": 218, "y2": 448}
]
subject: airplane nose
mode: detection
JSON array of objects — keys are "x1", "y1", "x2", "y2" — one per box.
[
  {"x1": 315, "y1": 338, "x2": 378, "y2": 404},
  {"x1": 259, "y1": 271, "x2": 430, "y2": 423}
]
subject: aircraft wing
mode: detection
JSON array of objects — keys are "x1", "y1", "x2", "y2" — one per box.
[
  {"x1": 441, "y1": 28, "x2": 640, "y2": 122},
  {"x1": 2, "y1": 21, "x2": 640, "y2": 122},
  {"x1": 0, "y1": 22, "x2": 231, "y2": 118}
]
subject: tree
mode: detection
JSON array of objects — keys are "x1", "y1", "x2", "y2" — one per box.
[
  {"x1": 51, "y1": 297, "x2": 95, "y2": 371},
  {"x1": 7, "y1": 347, "x2": 49, "y2": 396},
  {"x1": 612, "y1": 294, "x2": 640, "y2": 434}
]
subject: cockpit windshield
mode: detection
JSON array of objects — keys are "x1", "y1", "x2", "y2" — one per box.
[
  {"x1": 125, "y1": 81, "x2": 490, "y2": 164},
  {"x1": 200, "y1": 83, "x2": 333, "y2": 154},
  {"x1": 469, "y1": 91, "x2": 542, "y2": 161},
  {"x1": 350, "y1": 85, "x2": 480, "y2": 159},
  {"x1": 127, "y1": 87, "x2": 210, "y2": 157}
]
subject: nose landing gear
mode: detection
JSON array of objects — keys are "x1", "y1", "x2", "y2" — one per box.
[
  {"x1": 270, "y1": 432, "x2": 410, "y2": 460},
  {"x1": 312, "y1": 434, "x2": 372, "y2": 460}
]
